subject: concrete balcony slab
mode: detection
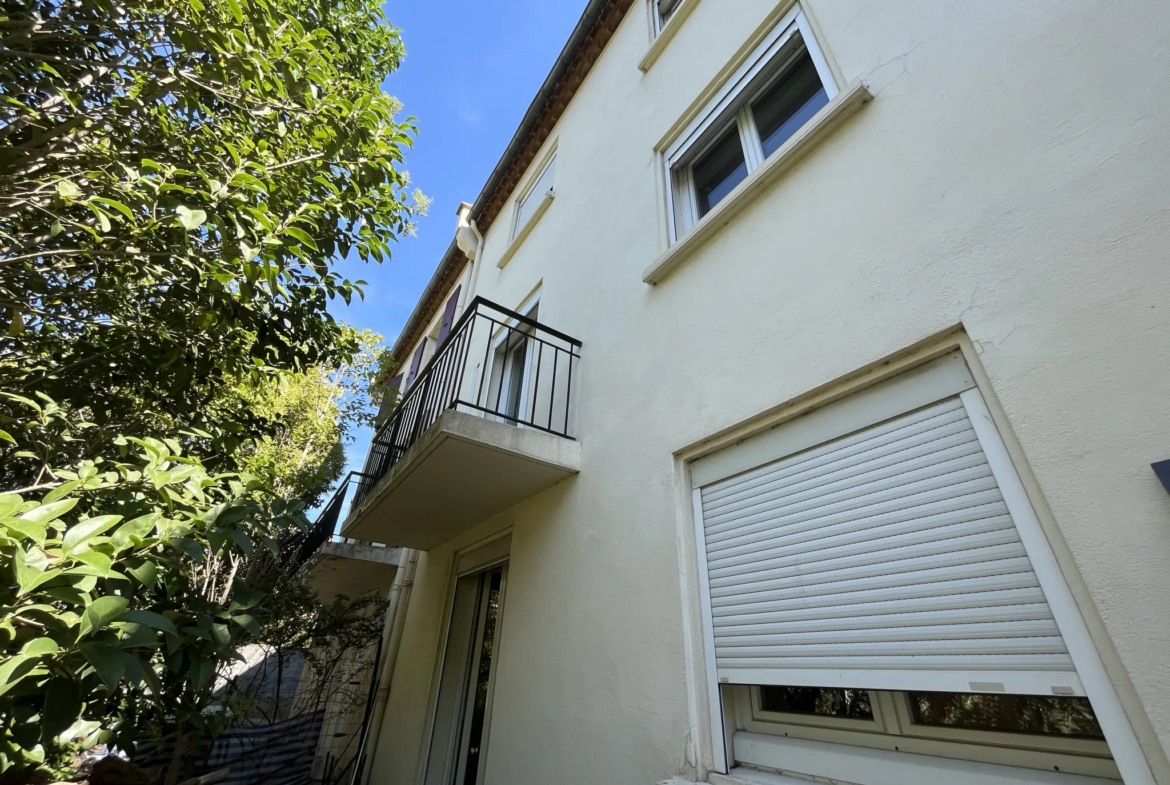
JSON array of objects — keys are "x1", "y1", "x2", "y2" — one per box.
[{"x1": 340, "y1": 410, "x2": 580, "y2": 550}]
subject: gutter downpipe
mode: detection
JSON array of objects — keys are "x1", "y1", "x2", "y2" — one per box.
[
  {"x1": 353, "y1": 546, "x2": 419, "y2": 785},
  {"x1": 465, "y1": 219, "x2": 487, "y2": 302}
]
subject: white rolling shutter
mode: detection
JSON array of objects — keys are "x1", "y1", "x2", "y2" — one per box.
[{"x1": 693, "y1": 357, "x2": 1084, "y2": 697}]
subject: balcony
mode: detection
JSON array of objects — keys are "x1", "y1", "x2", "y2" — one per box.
[
  {"x1": 289, "y1": 475, "x2": 401, "y2": 600},
  {"x1": 340, "y1": 298, "x2": 582, "y2": 550}
]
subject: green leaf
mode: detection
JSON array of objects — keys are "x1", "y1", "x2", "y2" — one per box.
[
  {"x1": 63, "y1": 515, "x2": 123, "y2": 551},
  {"x1": 231, "y1": 613, "x2": 262, "y2": 638},
  {"x1": 175, "y1": 205, "x2": 208, "y2": 231},
  {"x1": 19, "y1": 498, "x2": 78, "y2": 526},
  {"x1": 170, "y1": 537, "x2": 204, "y2": 563},
  {"x1": 75, "y1": 550, "x2": 112, "y2": 576},
  {"x1": 79, "y1": 641, "x2": 127, "y2": 691},
  {"x1": 281, "y1": 226, "x2": 319, "y2": 250},
  {"x1": 55, "y1": 180, "x2": 81, "y2": 199},
  {"x1": 4, "y1": 518, "x2": 47, "y2": 545},
  {"x1": 120, "y1": 610, "x2": 178, "y2": 636},
  {"x1": 89, "y1": 197, "x2": 133, "y2": 220},
  {"x1": 110, "y1": 513, "x2": 159, "y2": 552},
  {"x1": 127, "y1": 561, "x2": 158, "y2": 588},
  {"x1": 79, "y1": 596, "x2": 130, "y2": 639},
  {"x1": 21, "y1": 638, "x2": 60, "y2": 657},
  {"x1": 42, "y1": 679, "x2": 82, "y2": 743},
  {"x1": 42, "y1": 480, "x2": 79, "y2": 504},
  {"x1": 0, "y1": 655, "x2": 40, "y2": 698},
  {"x1": 190, "y1": 654, "x2": 214, "y2": 693},
  {"x1": 0, "y1": 494, "x2": 22, "y2": 518},
  {"x1": 0, "y1": 429, "x2": 14, "y2": 445}
]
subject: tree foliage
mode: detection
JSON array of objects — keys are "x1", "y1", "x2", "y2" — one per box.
[
  {"x1": 0, "y1": 396, "x2": 308, "y2": 780},
  {"x1": 235, "y1": 326, "x2": 387, "y2": 508},
  {"x1": 0, "y1": 0, "x2": 425, "y2": 471}
]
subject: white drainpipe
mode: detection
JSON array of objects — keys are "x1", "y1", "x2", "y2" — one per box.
[{"x1": 357, "y1": 546, "x2": 419, "y2": 785}]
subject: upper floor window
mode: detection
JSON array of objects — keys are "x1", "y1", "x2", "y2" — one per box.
[
  {"x1": 664, "y1": 6, "x2": 837, "y2": 240},
  {"x1": 654, "y1": 0, "x2": 683, "y2": 34},
  {"x1": 512, "y1": 154, "x2": 556, "y2": 240}
]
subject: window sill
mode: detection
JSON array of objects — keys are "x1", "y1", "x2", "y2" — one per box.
[
  {"x1": 642, "y1": 80, "x2": 871, "y2": 285},
  {"x1": 497, "y1": 190, "x2": 555, "y2": 270},
  {"x1": 733, "y1": 733, "x2": 1120, "y2": 785},
  {"x1": 638, "y1": 0, "x2": 701, "y2": 73}
]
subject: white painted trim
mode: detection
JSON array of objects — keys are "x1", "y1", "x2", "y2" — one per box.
[
  {"x1": 645, "y1": 80, "x2": 870, "y2": 284},
  {"x1": 693, "y1": 487, "x2": 728, "y2": 774},
  {"x1": 960, "y1": 389, "x2": 1156, "y2": 785},
  {"x1": 455, "y1": 534, "x2": 511, "y2": 576},
  {"x1": 499, "y1": 190, "x2": 555, "y2": 269},
  {"x1": 664, "y1": 5, "x2": 804, "y2": 161},
  {"x1": 639, "y1": 0, "x2": 701, "y2": 72},
  {"x1": 691, "y1": 350, "x2": 974, "y2": 487},
  {"x1": 733, "y1": 733, "x2": 1121, "y2": 785}
]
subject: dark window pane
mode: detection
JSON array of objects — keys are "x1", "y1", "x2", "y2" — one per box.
[
  {"x1": 909, "y1": 692, "x2": 1105, "y2": 739},
  {"x1": 692, "y1": 125, "x2": 748, "y2": 217},
  {"x1": 760, "y1": 686, "x2": 874, "y2": 720},
  {"x1": 752, "y1": 50, "x2": 829, "y2": 159}
]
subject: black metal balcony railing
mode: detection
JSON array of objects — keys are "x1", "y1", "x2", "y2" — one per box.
[
  {"x1": 285, "y1": 472, "x2": 370, "y2": 574},
  {"x1": 353, "y1": 297, "x2": 582, "y2": 507}
]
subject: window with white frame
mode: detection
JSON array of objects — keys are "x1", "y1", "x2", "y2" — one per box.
[
  {"x1": 689, "y1": 352, "x2": 1146, "y2": 783},
  {"x1": 652, "y1": 0, "x2": 684, "y2": 35},
  {"x1": 728, "y1": 685, "x2": 1118, "y2": 779},
  {"x1": 512, "y1": 154, "x2": 556, "y2": 240},
  {"x1": 664, "y1": 5, "x2": 836, "y2": 240}
]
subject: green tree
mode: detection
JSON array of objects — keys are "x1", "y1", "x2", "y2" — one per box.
[
  {"x1": 0, "y1": 396, "x2": 308, "y2": 781},
  {"x1": 236, "y1": 327, "x2": 388, "y2": 508},
  {"x1": 0, "y1": 0, "x2": 426, "y2": 479}
]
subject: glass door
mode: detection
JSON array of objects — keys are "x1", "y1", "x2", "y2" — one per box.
[{"x1": 425, "y1": 565, "x2": 507, "y2": 785}]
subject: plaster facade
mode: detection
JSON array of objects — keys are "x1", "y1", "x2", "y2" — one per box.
[{"x1": 361, "y1": 0, "x2": 1170, "y2": 783}]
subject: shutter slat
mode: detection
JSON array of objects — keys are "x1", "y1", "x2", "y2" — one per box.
[
  {"x1": 703, "y1": 399, "x2": 966, "y2": 502},
  {"x1": 705, "y1": 450, "x2": 992, "y2": 537},
  {"x1": 714, "y1": 601, "x2": 1056, "y2": 637},
  {"x1": 699, "y1": 395, "x2": 1074, "y2": 692},
  {"x1": 703, "y1": 405, "x2": 973, "y2": 514},
  {"x1": 716, "y1": 636, "x2": 1070, "y2": 659},
  {"x1": 708, "y1": 511, "x2": 1015, "y2": 581},
  {"x1": 716, "y1": 653, "x2": 1076, "y2": 672},
  {"x1": 710, "y1": 555, "x2": 1037, "y2": 608},
  {"x1": 715, "y1": 619, "x2": 1061, "y2": 646},
  {"x1": 706, "y1": 477, "x2": 1001, "y2": 555},
  {"x1": 712, "y1": 572, "x2": 1042, "y2": 619}
]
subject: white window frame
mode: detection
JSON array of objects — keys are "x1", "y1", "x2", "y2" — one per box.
[
  {"x1": 511, "y1": 154, "x2": 556, "y2": 241},
  {"x1": 663, "y1": 5, "x2": 837, "y2": 242},
  {"x1": 733, "y1": 686, "x2": 1119, "y2": 780},
  {"x1": 651, "y1": 0, "x2": 685, "y2": 36},
  {"x1": 482, "y1": 290, "x2": 542, "y2": 426}
]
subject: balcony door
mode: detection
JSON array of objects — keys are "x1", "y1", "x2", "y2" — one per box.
[
  {"x1": 424, "y1": 563, "x2": 507, "y2": 785},
  {"x1": 485, "y1": 304, "x2": 538, "y2": 425}
]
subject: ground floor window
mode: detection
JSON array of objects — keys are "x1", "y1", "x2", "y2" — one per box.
[{"x1": 731, "y1": 684, "x2": 1118, "y2": 780}]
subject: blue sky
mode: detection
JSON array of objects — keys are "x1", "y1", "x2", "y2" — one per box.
[{"x1": 328, "y1": 0, "x2": 587, "y2": 480}]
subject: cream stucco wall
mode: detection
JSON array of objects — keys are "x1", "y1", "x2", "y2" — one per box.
[{"x1": 369, "y1": 0, "x2": 1170, "y2": 783}]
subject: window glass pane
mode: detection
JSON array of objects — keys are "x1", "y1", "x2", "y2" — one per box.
[
  {"x1": 514, "y1": 156, "x2": 555, "y2": 235},
  {"x1": 760, "y1": 686, "x2": 874, "y2": 720},
  {"x1": 692, "y1": 125, "x2": 748, "y2": 217},
  {"x1": 658, "y1": 0, "x2": 681, "y2": 27},
  {"x1": 909, "y1": 692, "x2": 1105, "y2": 739},
  {"x1": 752, "y1": 49, "x2": 829, "y2": 159}
]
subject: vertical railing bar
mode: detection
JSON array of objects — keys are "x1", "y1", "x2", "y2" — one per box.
[
  {"x1": 454, "y1": 317, "x2": 475, "y2": 409},
  {"x1": 495, "y1": 325, "x2": 511, "y2": 415},
  {"x1": 548, "y1": 349, "x2": 558, "y2": 432},
  {"x1": 561, "y1": 348, "x2": 570, "y2": 435},
  {"x1": 477, "y1": 307, "x2": 492, "y2": 409},
  {"x1": 531, "y1": 339, "x2": 544, "y2": 426}
]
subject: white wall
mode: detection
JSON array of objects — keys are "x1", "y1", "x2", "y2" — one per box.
[{"x1": 370, "y1": 0, "x2": 1170, "y2": 783}]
